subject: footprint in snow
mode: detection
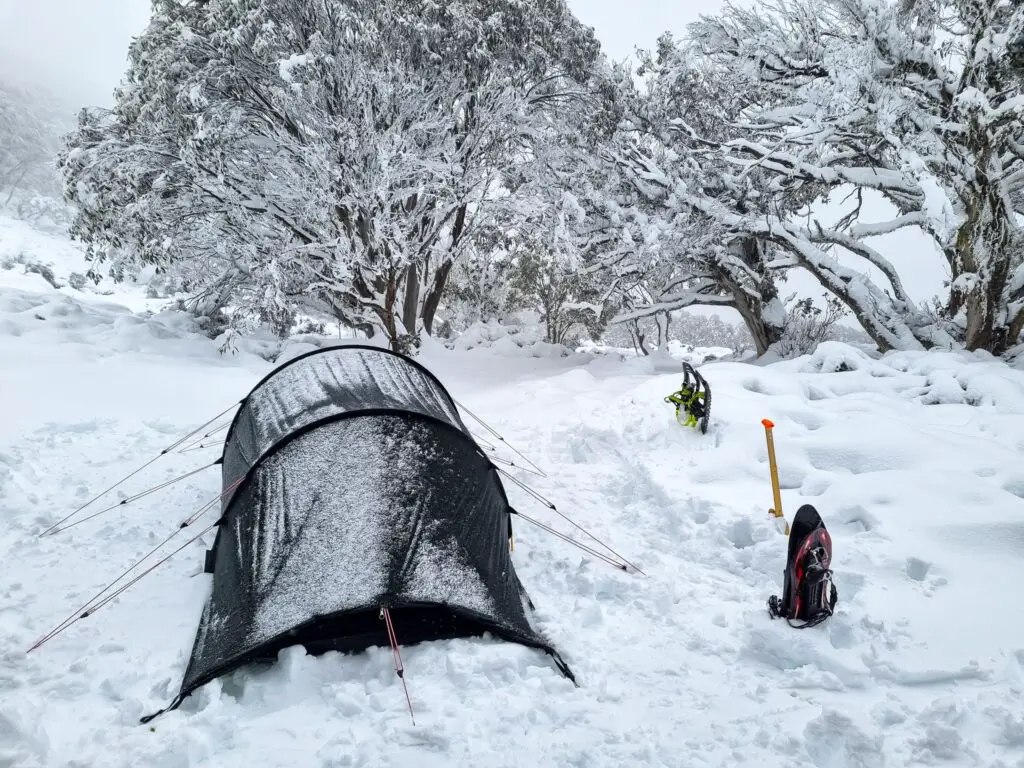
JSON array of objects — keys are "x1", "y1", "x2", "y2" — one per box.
[
  {"x1": 1001, "y1": 478, "x2": 1024, "y2": 500},
  {"x1": 785, "y1": 409, "x2": 826, "y2": 432},
  {"x1": 907, "y1": 697, "x2": 974, "y2": 763},
  {"x1": 836, "y1": 505, "x2": 879, "y2": 534},
  {"x1": 684, "y1": 497, "x2": 712, "y2": 524},
  {"x1": 742, "y1": 378, "x2": 768, "y2": 395},
  {"x1": 803, "y1": 708, "x2": 885, "y2": 768},
  {"x1": 899, "y1": 556, "x2": 949, "y2": 597},
  {"x1": 800, "y1": 473, "x2": 832, "y2": 497},
  {"x1": 904, "y1": 557, "x2": 931, "y2": 582},
  {"x1": 806, "y1": 385, "x2": 832, "y2": 401}
]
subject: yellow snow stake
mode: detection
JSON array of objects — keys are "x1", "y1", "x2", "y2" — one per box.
[{"x1": 761, "y1": 419, "x2": 790, "y2": 535}]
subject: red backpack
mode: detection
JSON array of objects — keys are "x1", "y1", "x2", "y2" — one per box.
[{"x1": 768, "y1": 504, "x2": 838, "y2": 628}]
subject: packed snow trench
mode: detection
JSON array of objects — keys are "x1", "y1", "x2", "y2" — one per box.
[{"x1": 2, "y1": 220, "x2": 1024, "y2": 768}]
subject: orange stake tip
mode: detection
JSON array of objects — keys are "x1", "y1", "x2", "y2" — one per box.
[{"x1": 761, "y1": 418, "x2": 775, "y2": 429}]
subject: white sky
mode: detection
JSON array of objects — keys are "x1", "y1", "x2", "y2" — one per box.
[
  {"x1": 0, "y1": 0, "x2": 151, "y2": 106},
  {"x1": 0, "y1": 0, "x2": 727, "y2": 106},
  {"x1": 0, "y1": 0, "x2": 944, "y2": 311},
  {"x1": 567, "y1": 0, "x2": 727, "y2": 64}
]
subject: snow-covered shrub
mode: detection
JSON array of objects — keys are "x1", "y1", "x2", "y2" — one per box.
[
  {"x1": 504, "y1": 251, "x2": 610, "y2": 348},
  {"x1": 446, "y1": 312, "x2": 572, "y2": 358},
  {"x1": 798, "y1": 341, "x2": 871, "y2": 374},
  {"x1": 774, "y1": 297, "x2": 848, "y2": 360}
]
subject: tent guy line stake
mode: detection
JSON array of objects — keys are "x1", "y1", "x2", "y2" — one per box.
[
  {"x1": 454, "y1": 399, "x2": 548, "y2": 477},
  {"x1": 512, "y1": 510, "x2": 631, "y2": 572},
  {"x1": 28, "y1": 521, "x2": 220, "y2": 653},
  {"x1": 39, "y1": 400, "x2": 241, "y2": 537},
  {"x1": 380, "y1": 607, "x2": 415, "y2": 725},
  {"x1": 28, "y1": 476, "x2": 245, "y2": 654},
  {"x1": 499, "y1": 469, "x2": 645, "y2": 576},
  {"x1": 46, "y1": 462, "x2": 220, "y2": 536}
]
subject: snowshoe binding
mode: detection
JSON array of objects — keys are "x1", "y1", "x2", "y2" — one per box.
[
  {"x1": 665, "y1": 363, "x2": 711, "y2": 434},
  {"x1": 768, "y1": 504, "x2": 838, "y2": 628}
]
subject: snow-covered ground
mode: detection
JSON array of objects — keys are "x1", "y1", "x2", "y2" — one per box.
[{"x1": 2, "y1": 214, "x2": 1024, "y2": 768}]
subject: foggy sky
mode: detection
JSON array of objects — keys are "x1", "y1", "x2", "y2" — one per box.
[
  {"x1": 0, "y1": 0, "x2": 723, "y2": 107},
  {"x1": 0, "y1": 0, "x2": 151, "y2": 107}
]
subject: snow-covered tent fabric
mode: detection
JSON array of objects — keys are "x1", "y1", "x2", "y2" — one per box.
[{"x1": 145, "y1": 345, "x2": 571, "y2": 720}]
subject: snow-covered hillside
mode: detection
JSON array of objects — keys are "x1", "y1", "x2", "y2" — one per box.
[{"x1": 2, "y1": 217, "x2": 1024, "y2": 768}]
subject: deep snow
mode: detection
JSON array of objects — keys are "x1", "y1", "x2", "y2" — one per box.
[{"x1": 2, "y1": 214, "x2": 1024, "y2": 768}]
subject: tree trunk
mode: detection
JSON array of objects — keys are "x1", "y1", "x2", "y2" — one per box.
[
  {"x1": 655, "y1": 312, "x2": 671, "y2": 348},
  {"x1": 946, "y1": 188, "x2": 1019, "y2": 355},
  {"x1": 628, "y1": 319, "x2": 649, "y2": 356},
  {"x1": 419, "y1": 202, "x2": 468, "y2": 335},
  {"x1": 401, "y1": 262, "x2": 419, "y2": 339},
  {"x1": 420, "y1": 258, "x2": 453, "y2": 335},
  {"x1": 718, "y1": 237, "x2": 784, "y2": 357}
]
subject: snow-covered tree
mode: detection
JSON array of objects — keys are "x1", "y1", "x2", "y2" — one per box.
[
  {"x1": 691, "y1": 0, "x2": 1024, "y2": 355},
  {"x1": 438, "y1": 56, "x2": 626, "y2": 343},
  {"x1": 0, "y1": 80, "x2": 68, "y2": 209},
  {"x1": 58, "y1": 0, "x2": 603, "y2": 352},
  {"x1": 599, "y1": 37, "x2": 804, "y2": 356},
  {"x1": 500, "y1": 189, "x2": 618, "y2": 345}
]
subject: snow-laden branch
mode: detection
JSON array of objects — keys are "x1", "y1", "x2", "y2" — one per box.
[
  {"x1": 805, "y1": 222, "x2": 911, "y2": 305},
  {"x1": 725, "y1": 139, "x2": 922, "y2": 197},
  {"x1": 613, "y1": 291, "x2": 736, "y2": 325}
]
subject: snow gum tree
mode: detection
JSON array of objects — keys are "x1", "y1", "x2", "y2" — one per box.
[
  {"x1": 606, "y1": 38, "x2": 805, "y2": 356},
  {"x1": 57, "y1": 0, "x2": 603, "y2": 352},
  {"x1": 440, "y1": 58, "x2": 626, "y2": 345},
  {"x1": 692, "y1": 0, "x2": 1024, "y2": 355},
  {"x1": 0, "y1": 81, "x2": 68, "y2": 208}
]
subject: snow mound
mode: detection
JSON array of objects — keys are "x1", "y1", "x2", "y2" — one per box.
[
  {"x1": 789, "y1": 342, "x2": 1024, "y2": 412},
  {"x1": 448, "y1": 315, "x2": 574, "y2": 358}
]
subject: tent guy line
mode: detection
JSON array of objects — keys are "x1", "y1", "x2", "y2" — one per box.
[
  {"x1": 486, "y1": 451, "x2": 547, "y2": 478},
  {"x1": 498, "y1": 467, "x2": 645, "y2": 575},
  {"x1": 177, "y1": 420, "x2": 234, "y2": 452},
  {"x1": 179, "y1": 439, "x2": 227, "y2": 454},
  {"x1": 39, "y1": 522, "x2": 220, "y2": 655},
  {"x1": 45, "y1": 460, "x2": 221, "y2": 536},
  {"x1": 510, "y1": 509, "x2": 631, "y2": 572},
  {"x1": 454, "y1": 397, "x2": 549, "y2": 477},
  {"x1": 27, "y1": 475, "x2": 247, "y2": 653},
  {"x1": 37, "y1": 399, "x2": 243, "y2": 537}
]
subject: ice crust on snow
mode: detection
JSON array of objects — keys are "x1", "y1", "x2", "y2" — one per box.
[{"x1": 4, "y1": 213, "x2": 1024, "y2": 767}]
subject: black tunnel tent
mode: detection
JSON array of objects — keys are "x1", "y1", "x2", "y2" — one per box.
[{"x1": 151, "y1": 344, "x2": 573, "y2": 718}]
